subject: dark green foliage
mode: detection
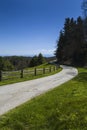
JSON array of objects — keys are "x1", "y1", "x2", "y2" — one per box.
[
  {"x1": 38, "y1": 53, "x2": 46, "y2": 65},
  {"x1": 0, "y1": 55, "x2": 54, "y2": 70},
  {"x1": 83, "y1": 17, "x2": 87, "y2": 40},
  {"x1": 55, "y1": 16, "x2": 87, "y2": 66},
  {"x1": 8, "y1": 56, "x2": 31, "y2": 70},
  {"x1": 0, "y1": 57, "x2": 14, "y2": 71},
  {"x1": 55, "y1": 31, "x2": 66, "y2": 63},
  {"x1": 0, "y1": 57, "x2": 4, "y2": 70},
  {"x1": 0, "y1": 56, "x2": 32, "y2": 70},
  {"x1": 29, "y1": 53, "x2": 46, "y2": 67},
  {"x1": 29, "y1": 55, "x2": 38, "y2": 67},
  {"x1": 3, "y1": 60, "x2": 14, "y2": 71}
]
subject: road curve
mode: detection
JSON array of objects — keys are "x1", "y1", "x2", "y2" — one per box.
[{"x1": 0, "y1": 65, "x2": 78, "y2": 115}]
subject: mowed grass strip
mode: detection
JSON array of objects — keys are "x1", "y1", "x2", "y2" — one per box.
[{"x1": 0, "y1": 68, "x2": 87, "y2": 130}]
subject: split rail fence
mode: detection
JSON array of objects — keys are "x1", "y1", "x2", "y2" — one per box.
[{"x1": 0, "y1": 66, "x2": 59, "y2": 81}]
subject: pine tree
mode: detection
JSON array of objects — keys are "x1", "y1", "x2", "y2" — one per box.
[
  {"x1": 38, "y1": 53, "x2": 46, "y2": 65},
  {"x1": 29, "y1": 55, "x2": 38, "y2": 67},
  {"x1": 55, "y1": 31, "x2": 65, "y2": 63},
  {"x1": 0, "y1": 57, "x2": 4, "y2": 70},
  {"x1": 3, "y1": 60, "x2": 14, "y2": 71},
  {"x1": 55, "y1": 16, "x2": 87, "y2": 66}
]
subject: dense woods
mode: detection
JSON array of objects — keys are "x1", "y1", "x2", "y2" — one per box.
[
  {"x1": 29, "y1": 53, "x2": 46, "y2": 67},
  {"x1": 0, "y1": 56, "x2": 31, "y2": 71},
  {"x1": 55, "y1": 16, "x2": 87, "y2": 66},
  {"x1": 0, "y1": 54, "x2": 54, "y2": 71}
]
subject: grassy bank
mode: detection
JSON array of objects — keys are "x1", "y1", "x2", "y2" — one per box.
[
  {"x1": 0, "y1": 63, "x2": 61, "y2": 86},
  {"x1": 0, "y1": 68, "x2": 87, "y2": 130},
  {"x1": 25, "y1": 63, "x2": 56, "y2": 69}
]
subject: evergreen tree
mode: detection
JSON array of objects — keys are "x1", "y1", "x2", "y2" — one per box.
[
  {"x1": 29, "y1": 56, "x2": 38, "y2": 67},
  {"x1": 83, "y1": 17, "x2": 87, "y2": 40},
  {"x1": 73, "y1": 17, "x2": 85, "y2": 65},
  {"x1": 0, "y1": 57, "x2": 4, "y2": 70},
  {"x1": 0, "y1": 57, "x2": 14, "y2": 71},
  {"x1": 38, "y1": 53, "x2": 46, "y2": 65},
  {"x1": 29, "y1": 53, "x2": 46, "y2": 67},
  {"x1": 55, "y1": 16, "x2": 87, "y2": 66},
  {"x1": 3, "y1": 60, "x2": 14, "y2": 71},
  {"x1": 55, "y1": 31, "x2": 65, "y2": 63}
]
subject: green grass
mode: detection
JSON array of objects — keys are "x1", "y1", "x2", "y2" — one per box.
[
  {"x1": 0, "y1": 64, "x2": 61, "y2": 86},
  {"x1": 0, "y1": 68, "x2": 87, "y2": 130},
  {"x1": 25, "y1": 63, "x2": 55, "y2": 70}
]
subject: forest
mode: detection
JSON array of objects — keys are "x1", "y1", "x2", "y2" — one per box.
[
  {"x1": 55, "y1": 16, "x2": 87, "y2": 66},
  {"x1": 0, "y1": 53, "x2": 55, "y2": 71}
]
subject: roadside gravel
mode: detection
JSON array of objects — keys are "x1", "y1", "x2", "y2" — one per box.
[{"x1": 0, "y1": 65, "x2": 78, "y2": 115}]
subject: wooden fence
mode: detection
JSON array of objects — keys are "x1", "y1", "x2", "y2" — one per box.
[{"x1": 0, "y1": 66, "x2": 59, "y2": 81}]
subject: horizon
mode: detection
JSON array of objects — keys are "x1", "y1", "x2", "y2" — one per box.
[{"x1": 0, "y1": 53, "x2": 55, "y2": 58}]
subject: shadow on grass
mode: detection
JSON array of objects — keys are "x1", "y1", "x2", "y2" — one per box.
[{"x1": 74, "y1": 72, "x2": 87, "y2": 82}]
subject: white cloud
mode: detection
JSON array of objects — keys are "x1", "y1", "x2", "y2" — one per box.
[{"x1": 41, "y1": 49, "x2": 55, "y2": 55}]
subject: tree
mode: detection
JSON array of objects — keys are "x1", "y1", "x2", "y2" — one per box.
[
  {"x1": 73, "y1": 17, "x2": 85, "y2": 65},
  {"x1": 83, "y1": 17, "x2": 87, "y2": 40},
  {"x1": 7, "y1": 56, "x2": 31, "y2": 70},
  {"x1": 0, "y1": 57, "x2": 14, "y2": 71},
  {"x1": 55, "y1": 16, "x2": 87, "y2": 66},
  {"x1": 55, "y1": 31, "x2": 65, "y2": 63},
  {"x1": 0, "y1": 57, "x2": 4, "y2": 70},
  {"x1": 29, "y1": 53, "x2": 46, "y2": 67},
  {"x1": 3, "y1": 60, "x2": 14, "y2": 71},
  {"x1": 38, "y1": 53, "x2": 46, "y2": 65},
  {"x1": 29, "y1": 55, "x2": 38, "y2": 67},
  {"x1": 55, "y1": 18, "x2": 76, "y2": 64}
]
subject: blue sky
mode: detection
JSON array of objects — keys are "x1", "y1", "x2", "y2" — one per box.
[{"x1": 0, "y1": 0, "x2": 82, "y2": 56}]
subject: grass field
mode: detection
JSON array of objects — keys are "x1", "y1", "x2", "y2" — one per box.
[
  {"x1": 0, "y1": 67, "x2": 87, "y2": 130},
  {"x1": 0, "y1": 63, "x2": 61, "y2": 86},
  {"x1": 25, "y1": 63, "x2": 56, "y2": 69}
]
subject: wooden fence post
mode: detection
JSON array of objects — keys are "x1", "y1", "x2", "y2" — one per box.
[
  {"x1": 0, "y1": 70, "x2": 2, "y2": 81},
  {"x1": 20, "y1": 69, "x2": 23, "y2": 78},
  {"x1": 56, "y1": 65, "x2": 59, "y2": 70},
  {"x1": 49, "y1": 66, "x2": 51, "y2": 73},
  {"x1": 54, "y1": 66, "x2": 55, "y2": 71},
  {"x1": 34, "y1": 68, "x2": 37, "y2": 76},
  {"x1": 43, "y1": 68, "x2": 45, "y2": 74}
]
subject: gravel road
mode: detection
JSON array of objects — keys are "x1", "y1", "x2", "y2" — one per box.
[{"x1": 0, "y1": 65, "x2": 78, "y2": 115}]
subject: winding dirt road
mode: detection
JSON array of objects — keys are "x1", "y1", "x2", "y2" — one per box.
[{"x1": 0, "y1": 65, "x2": 78, "y2": 115}]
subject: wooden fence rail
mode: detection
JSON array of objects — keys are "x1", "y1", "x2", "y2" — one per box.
[
  {"x1": 0, "y1": 71, "x2": 2, "y2": 81},
  {"x1": 0, "y1": 66, "x2": 59, "y2": 81}
]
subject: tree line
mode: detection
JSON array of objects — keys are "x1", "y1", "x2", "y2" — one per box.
[
  {"x1": 55, "y1": 16, "x2": 87, "y2": 66},
  {"x1": 29, "y1": 53, "x2": 46, "y2": 67},
  {"x1": 0, "y1": 53, "x2": 47, "y2": 71},
  {"x1": 0, "y1": 56, "x2": 31, "y2": 71}
]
